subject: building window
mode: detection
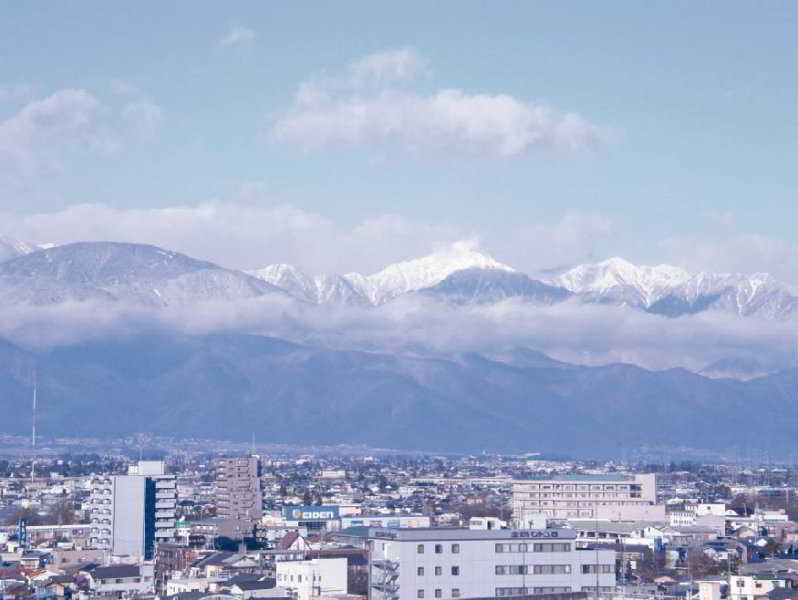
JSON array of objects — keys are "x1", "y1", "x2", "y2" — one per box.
[
  {"x1": 495, "y1": 588, "x2": 528, "y2": 597},
  {"x1": 451, "y1": 566, "x2": 460, "y2": 576},
  {"x1": 418, "y1": 567, "x2": 424, "y2": 576},
  {"x1": 435, "y1": 590, "x2": 442, "y2": 599},
  {"x1": 452, "y1": 589, "x2": 460, "y2": 598},
  {"x1": 533, "y1": 542, "x2": 571, "y2": 552},
  {"x1": 533, "y1": 565, "x2": 571, "y2": 575},
  {"x1": 581, "y1": 564, "x2": 613, "y2": 574},
  {"x1": 435, "y1": 566, "x2": 442, "y2": 576},
  {"x1": 451, "y1": 543, "x2": 460, "y2": 554},
  {"x1": 435, "y1": 544, "x2": 443, "y2": 554},
  {"x1": 417, "y1": 590, "x2": 425, "y2": 599},
  {"x1": 418, "y1": 544, "x2": 425, "y2": 554}
]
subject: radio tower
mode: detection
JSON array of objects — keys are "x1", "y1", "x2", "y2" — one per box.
[{"x1": 31, "y1": 369, "x2": 37, "y2": 480}]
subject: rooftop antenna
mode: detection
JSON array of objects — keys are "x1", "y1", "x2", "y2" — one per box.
[{"x1": 31, "y1": 368, "x2": 37, "y2": 480}]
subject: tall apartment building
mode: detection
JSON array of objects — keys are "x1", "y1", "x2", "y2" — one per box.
[
  {"x1": 363, "y1": 526, "x2": 615, "y2": 600},
  {"x1": 215, "y1": 456, "x2": 263, "y2": 521},
  {"x1": 512, "y1": 474, "x2": 658, "y2": 523},
  {"x1": 89, "y1": 461, "x2": 176, "y2": 559}
]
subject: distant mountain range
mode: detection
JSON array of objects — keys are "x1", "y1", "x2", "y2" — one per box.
[
  {"x1": 2, "y1": 238, "x2": 796, "y2": 320},
  {"x1": 1, "y1": 239, "x2": 797, "y2": 454},
  {"x1": 1, "y1": 331, "x2": 797, "y2": 457}
]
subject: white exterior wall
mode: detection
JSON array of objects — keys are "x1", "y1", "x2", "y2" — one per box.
[
  {"x1": 275, "y1": 557, "x2": 347, "y2": 600},
  {"x1": 92, "y1": 564, "x2": 154, "y2": 596},
  {"x1": 369, "y1": 529, "x2": 615, "y2": 600},
  {"x1": 89, "y1": 468, "x2": 176, "y2": 559},
  {"x1": 512, "y1": 474, "x2": 657, "y2": 521},
  {"x1": 729, "y1": 576, "x2": 784, "y2": 600},
  {"x1": 112, "y1": 476, "x2": 146, "y2": 558}
]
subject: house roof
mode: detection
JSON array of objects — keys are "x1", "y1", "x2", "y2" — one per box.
[
  {"x1": 232, "y1": 580, "x2": 276, "y2": 591},
  {"x1": 194, "y1": 551, "x2": 239, "y2": 567},
  {"x1": 90, "y1": 565, "x2": 140, "y2": 579},
  {"x1": 276, "y1": 532, "x2": 299, "y2": 550}
]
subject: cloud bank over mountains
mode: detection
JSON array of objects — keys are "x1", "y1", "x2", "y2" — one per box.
[{"x1": 1, "y1": 238, "x2": 798, "y2": 379}]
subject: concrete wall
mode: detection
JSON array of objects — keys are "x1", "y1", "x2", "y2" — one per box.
[{"x1": 112, "y1": 476, "x2": 145, "y2": 559}]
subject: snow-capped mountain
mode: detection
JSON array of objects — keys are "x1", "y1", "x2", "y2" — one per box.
[
  {"x1": 248, "y1": 264, "x2": 319, "y2": 303},
  {"x1": 351, "y1": 240, "x2": 515, "y2": 304},
  {"x1": 420, "y1": 268, "x2": 572, "y2": 305},
  {"x1": 247, "y1": 264, "x2": 370, "y2": 305},
  {"x1": 554, "y1": 257, "x2": 692, "y2": 306},
  {"x1": 0, "y1": 236, "x2": 34, "y2": 262},
  {"x1": 0, "y1": 241, "x2": 286, "y2": 306},
  {"x1": 553, "y1": 257, "x2": 798, "y2": 319},
  {"x1": 250, "y1": 241, "x2": 515, "y2": 306}
]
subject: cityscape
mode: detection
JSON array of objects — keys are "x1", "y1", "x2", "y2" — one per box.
[
  {"x1": 2, "y1": 445, "x2": 798, "y2": 600},
  {"x1": 3, "y1": 2, "x2": 798, "y2": 600}
]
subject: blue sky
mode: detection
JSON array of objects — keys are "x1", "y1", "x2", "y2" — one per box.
[{"x1": 1, "y1": 1, "x2": 797, "y2": 276}]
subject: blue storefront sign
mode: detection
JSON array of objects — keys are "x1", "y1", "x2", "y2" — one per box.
[{"x1": 283, "y1": 505, "x2": 340, "y2": 521}]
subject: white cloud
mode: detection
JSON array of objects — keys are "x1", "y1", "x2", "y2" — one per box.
[
  {"x1": 217, "y1": 25, "x2": 256, "y2": 49},
  {"x1": 490, "y1": 211, "x2": 615, "y2": 274},
  {"x1": 272, "y1": 50, "x2": 606, "y2": 157},
  {"x1": 274, "y1": 89, "x2": 604, "y2": 156},
  {"x1": 0, "y1": 200, "x2": 465, "y2": 274},
  {"x1": 0, "y1": 89, "x2": 108, "y2": 180},
  {"x1": 660, "y1": 232, "x2": 798, "y2": 284},
  {"x1": 349, "y1": 48, "x2": 428, "y2": 86}
]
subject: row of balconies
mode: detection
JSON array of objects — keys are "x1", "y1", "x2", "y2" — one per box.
[
  {"x1": 156, "y1": 519, "x2": 175, "y2": 528},
  {"x1": 155, "y1": 528, "x2": 175, "y2": 538}
]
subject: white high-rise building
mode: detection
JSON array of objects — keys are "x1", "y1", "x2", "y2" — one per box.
[
  {"x1": 364, "y1": 527, "x2": 615, "y2": 600},
  {"x1": 89, "y1": 461, "x2": 176, "y2": 559}
]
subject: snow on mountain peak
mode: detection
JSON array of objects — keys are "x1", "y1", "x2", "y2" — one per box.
[
  {"x1": 354, "y1": 240, "x2": 515, "y2": 304},
  {"x1": 555, "y1": 257, "x2": 692, "y2": 305},
  {"x1": 0, "y1": 236, "x2": 34, "y2": 262}
]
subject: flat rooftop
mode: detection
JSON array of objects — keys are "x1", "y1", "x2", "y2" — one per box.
[{"x1": 342, "y1": 527, "x2": 579, "y2": 542}]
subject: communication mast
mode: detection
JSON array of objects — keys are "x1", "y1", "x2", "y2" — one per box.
[{"x1": 31, "y1": 369, "x2": 37, "y2": 480}]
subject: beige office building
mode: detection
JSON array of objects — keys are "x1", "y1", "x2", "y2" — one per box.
[{"x1": 512, "y1": 474, "x2": 658, "y2": 523}]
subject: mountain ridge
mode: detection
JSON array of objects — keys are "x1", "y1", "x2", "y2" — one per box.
[{"x1": 1, "y1": 331, "x2": 796, "y2": 457}]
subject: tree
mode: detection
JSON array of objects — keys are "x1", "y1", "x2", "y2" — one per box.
[
  {"x1": 637, "y1": 548, "x2": 668, "y2": 582},
  {"x1": 4, "y1": 507, "x2": 43, "y2": 526},
  {"x1": 49, "y1": 500, "x2": 76, "y2": 525},
  {"x1": 687, "y1": 547, "x2": 721, "y2": 579}
]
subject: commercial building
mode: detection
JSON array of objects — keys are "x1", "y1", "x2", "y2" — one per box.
[
  {"x1": 340, "y1": 514, "x2": 431, "y2": 529},
  {"x1": 512, "y1": 474, "x2": 658, "y2": 522},
  {"x1": 88, "y1": 461, "x2": 176, "y2": 559},
  {"x1": 361, "y1": 527, "x2": 615, "y2": 600},
  {"x1": 215, "y1": 456, "x2": 263, "y2": 521}
]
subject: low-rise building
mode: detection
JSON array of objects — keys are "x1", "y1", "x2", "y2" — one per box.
[{"x1": 360, "y1": 526, "x2": 615, "y2": 600}]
